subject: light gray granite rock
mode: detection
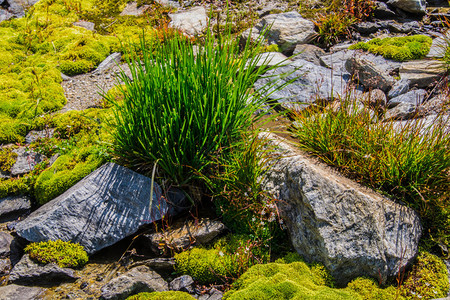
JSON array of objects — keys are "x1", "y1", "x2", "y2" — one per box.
[
  {"x1": 387, "y1": 89, "x2": 427, "y2": 108},
  {"x1": 261, "y1": 132, "x2": 422, "y2": 286},
  {"x1": 15, "y1": 163, "x2": 168, "y2": 255},
  {"x1": 388, "y1": 79, "x2": 410, "y2": 99},
  {"x1": 169, "y1": 6, "x2": 208, "y2": 36},
  {"x1": 0, "y1": 284, "x2": 44, "y2": 300}
]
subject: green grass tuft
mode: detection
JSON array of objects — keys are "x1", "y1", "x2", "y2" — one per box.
[{"x1": 25, "y1": 239, "x2": 88, "y2": 268}]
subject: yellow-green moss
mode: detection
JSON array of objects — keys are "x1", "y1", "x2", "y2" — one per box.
[
  {"x1": 400, "y1": 252, "x2": 449, "y2": 299},
  {"x1": 349, "y1": 35, "x2": 432, "y2": 61},
  {"x1": 0, "y1": 176, "x2": 35, "y2": 198},
  {"x1": 347, "y1": 277, "x2": 402, "y2": 300},
  {"x1": 126, "y1": 291, "x2": 196, "y2": 300},
  {"x1": 0, "y1": 147, "x2": 18, "y2": 172},
  {"x1": 25, "y1": 240, "x2": 88, "y2": 268}
]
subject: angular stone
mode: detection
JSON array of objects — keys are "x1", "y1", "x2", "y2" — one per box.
[
  {"x1": 93, "y1": 53, "x2": 121, "y2": 74},
  {"x1": 0, "y1": 232, "x2": 13, "y2": 258},
  {"x1": 25, "y1": 129, "x2": 55, "y2": 144},
  {"x1": 255, "y1": 59, "x2": 358, "y2": 111},
  {"x1": 427, "y1": 35, "x2": 448, "y2": 58},
  {"x1": 261, "y1": 132, "x2": 422, "y2": 286},
  {"x1": 400, "y1": 59, "x2": 446, "y2": 88},
  {"x1": 374, "y1": 1, "x2": 397, "y2": 19},
  {"x1": 0, "y1": 284, "x2": 44, "y2": 300},
  {"x1": 363, "y1": 89, "x2": 387, "y2": 108},
  {"x1": 387, "y1": 89, "x2": 427, "y2": 108},
  {"x1": 169, "y1": 275, "x2": 194, "y2": 292},
  {"x1": 120, "y1": 1, "x2": 151, "y2": 16},
  {"x1": 388, "y1": 79, "x2": 410, "y2": 99},
  {"x1": 292, "y1": 44, "x2": 325, "y2": 66},
  {"x1": 384, "y1": 102, "x2": 418, "y2": 121},
  {"x1": 9, "y1": 254, "x2": 78, "y2": 285},
  {"x1": 129, "y1": 257, "x2": 175, "y2": 272},
  {"x1": 15, "y1": 163, "x2": 168, "y2": 255},
  {"x1": 345, "y1": 52, "x2": 398, "y2": 92},
  {"x1": 251, "y1": 52, "x2": 290, "y2": 68},
  {"x1": 198, "y1": 288, "x2": 223, "y2": 300},
  {"x1": 169, "y1": 7, "x2": 208, "y2": 36},
  {"x1": 73, "y1": 20, "x2": 95, "y2": 31},
  {"x1": 144, "y1": 218, "x2": 226, "y2": 253},
  {"x1": 100, "y1": 266, "x2": 168, "y2": 300},
  {"x1": 0, "y1": 258, "x2": 11, "y2": 276},
  {"x1": 420, "y1": 94, "x2": 449, "y2": 115},
  {"x1": 0, "y1": 195, "x2": 31, "y2": 221},
  {"x1": 353, "y1": 22, "x2": 382, "y2": 34},
  {"x1": 388, "y1": 0, "x2": 427, "y2": 13},
  {"x1": 243, "y1": 12, "x2": 316, "y2": 54},
  {"x1": 5, "y1": 0, "x2": 39, "y2": 16},
  {"x1": 320, "y1": 49, "x2": 357, "y2": 75},
  {"x1": 10, "y1": 148, "x2": 44, "y2": 176}
]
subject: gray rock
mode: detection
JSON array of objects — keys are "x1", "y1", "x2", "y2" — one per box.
[
  {"x1": 73, "y1": 20, "x2": 95, "y2": 31},
  {"x1": 401, "y1": 59, "x2": 446, "y2": 89},
  {"x1": 10, "y1": 148, "x2": 44, "y2": 176},
  {"x1": 0, "y1": 195, "x2": 31, "y2": 221},
  {"x1": 373, "y1": 1, "x2": 397, "y2": 19},
  {"x1": 25, "y1": 129, "x2": 55, "y2": 144},
  {"x1": 9, "y1": 254, "x2": 78, "y2": 285},
  {"x1": 169, "y1": 7, "x2": 208, "y2": 36},
  {"x1": 0, "y1": 9, "x2": 14, "y2": 22},
  {"x1": 252, "y1": 52, "x2": 290, "y2": 68},
  {"x1": 100, "y1": 266, "x2": 168, "y2": 300},
  {"x1": 0, "y1": 232, "x2": 13, "y2": 258},
  {"x1": 345, "y1": 52, "x2": 398, "y2": 92},
  {"x1": 243, "y1": 12, "x2": 316, "y2": 54},
  {"x1": 261, "y1": 132, "x2": 422, "y2": 286},
  {"x1": 5, "y1": 0, "x2": 39, "y2": 16},
  {"x1": 0, "y1": 258, "x2": 11, "y2": 276},
  {"x1": 155, "y1": 0, "x2": 180, "y2": 8},
  {"x1": 15, "y1": 163, "x2": 168, "y2": 255},
  {"x1": 388, "y1": 79, "x2": 410, "y2": 99},
  {"x1": 292, "y1": 44, "x2": 325, "y2": 66},
  {"x1": 0, "y1": 284, "x2": 44, "y2": 300},
  {"x1": 427, "y1": 35, "x2": 448, "y2": 58},
  {"x1": 129, "y1": 257, "x2": 175, "y2": 272},
  {"x1": 388, "y1": 0, "x2": 427, "y2": 13},
  {"x1": 363, "y1": 89, "x2": 387, "y2": 108},
  {"x1": 420, "y1": 94, "x2": 448, "y2": 115},
  {"x1": 144, "y1": 218, "x2": 226, "y2": 253},
  {"x1": 387, "y1": 89, "x2": 427, "y2": 108},
  {"x1": 169, "y1": 275, "x2": 194, "y2": 292},
  {"x1": 254, "y1": 59, "x2": 357, "y2": 111},
  {"x1": 353, "y1": 22, "x2": 382, "y2": 35},
  {"x1": 384, "y1": 102, "x2": 418, "y2": 120},
  {"x1": 198, "y1": 288, "x2": 223, "y2": 300},
  {"x1": 120, "y1": 1, "x2": 151, "y2": 16},
  {"x1": 320, "y1": 49, "x2": 356, "y2": 75},
  {"x1": 93, "y1": 53, "x2": 121, "y2": 74}
]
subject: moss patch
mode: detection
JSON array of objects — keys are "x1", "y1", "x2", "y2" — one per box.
[
  {"x1": 349, "y1": 35, "x2": 432, "y2": 61},
  {"x1": 25, "y1": 239, "x2": 88, "y2": 268},
  {"x1": 126, "y1": 291, "x2": 196, "y2": 300},
  {"x1": 0, "y1": 147, "x2": 18, "y2": 172}
]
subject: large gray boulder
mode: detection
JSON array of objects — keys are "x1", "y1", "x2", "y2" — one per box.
[
  {"x1": 100, "y1": 265, "x2": 168, "y2": 300},
  {"x1": 15, "y1": 163, "x2": 168, "y2": 254},
  {"x1": 387, "y1": 0, "x2": 427, "y2": 14},
  {"x1": 243, "y1": 11, "x2": 316, "y2": 54},
  {"x1": 254, "y1": 59, "x2": 357, "y2": 111},
  {"x1": 261, "y1": 133, "x2": 422, "y2": 286}
]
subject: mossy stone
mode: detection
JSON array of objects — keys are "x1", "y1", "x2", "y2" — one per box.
[{"x1": 24, "y1": 239, "x2": 88, "y2": 268}]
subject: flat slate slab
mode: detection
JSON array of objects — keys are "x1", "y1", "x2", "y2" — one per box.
[{"x1": 15, "y1": 163, "x2": 168, "y2": 255}]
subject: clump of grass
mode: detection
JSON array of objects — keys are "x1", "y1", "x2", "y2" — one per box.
[
  {"x1": 292, "y1": 100, "x2": 450, "y2": 250},
  {"x1": 105, "y1": 28, "x2": 284, "y2": 186},
  {"x1": 313, "y1": 12, "x2": 355, "y2": 48},
  {"x1": 349, "y1": 35, "x2": 432, "y2": 61}
]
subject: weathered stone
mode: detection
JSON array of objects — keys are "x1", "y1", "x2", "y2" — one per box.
[
  {"x1": 0, "y1": 195, "x2": 31, "y2": 221},
  {"x1": 155, "y1": 0, "x2": 180, "y2": 8},
  {"x1": 388, "y1": 0, "x2": 427, "y2": 13},
  {"x1": 387, "y1": 89, "x2": 427, "y2": 108},
  {"x1": 387, "y1": 20, "x2": 421, "y2": 33},
  {"x1": 388, "y1": 79, "x2": 410, "y2": 99},
  {"x1": 129, "y1": 257, "x2": 175, "y2": 272},
  {"x1": 144, "y1": 218, "x2": 226, "y2": 253},
  {"x1": 363, "y1": 89, "x2": 387, "y2": 108},
  {"x1": 100, "y1": 266, "x2": 168, "y2": 300},
  {"x1": 292, "y1": 44, "x2": 325, "y2": 66},
  {"x1": 320, "y1": 49, "x2": 356, "y2": 75},
  {"x1": 373, "y1": 1, "x2": 397, "y2": 18},
  {"x1": 10, "y1": 148, "x2": 45, "y2": 176},
  {"x1": 0, "y1": 232, "x2": 13, "y2": 258},
  {"x1": 252, "y1": 52, "x2": 290, "y2": 68},
  {"x1": 400, "y1": 59, "x2": 446, "y2": 88},
  {"x1": 420, "y1": 94, "x2": 449, "y2": 115},
  {"x1": 0, "y1": 258, "x2": 11, "y2": 276},
  {"x1": 120, "y1": 1, "x2": 151, "y2": 16},
  {"x1": 93, "y1": 53, "x2": 121, "y2": 74},
  {"x1": 384, "y1": 102, "x2": 418, "y2": 120},
  {"x1": 243, "y1": 12, "x2": 316, "y2": 54},
  {"x1": 169, "y1": 7, "x2": 208, "y2": 36},
  {"x1": 261, "y1": 132, "x2": 422, "y2": 286},
  {"x1": 0, "y1": 284, "x2": 44, "y2": 300},
  {"x1": 5, "y1": 0, "x2": 39, "y2": 16},
  {"x1": 0, "y1": 9, "x2": 14, "y2": 22},
  {"x1": 9, "y1": 254, "x2": 78, "y2": 285},
  {"x1": 427, "y1": 35, "x2": 448, "y2": 58},
  {"x1": 169, "y1": 275, "x2": 194, "y2": 292},
  {"x1": 15, "y1": 163, "x2": 168, "y2": 255},
  {"x1": 25, "y1": 129, "x2": 55, "y2": 144},
  {"x1": 345, "y1": 52, "x2": 398, "y2": 92},
  {"x1": 353, "y1": 22, "x2": 382, "y2": 34},
  {"x1": 73, "y1": 20, "x2": 95, "y2": 31},
  {"x1": 198, "y1": 288, "x2": 223, "y2": 300},
  {"x1": 255, "y1": 59, "x2": 357, "y2": 111}
]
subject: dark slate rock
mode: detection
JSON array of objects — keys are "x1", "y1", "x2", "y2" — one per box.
[
  {"x1": 353, "y1": 22, "x2": 382, "y2": 34},
  {"x1": 387, "y1": 89, "x2": 427, "y2": 108},
  {"x1": 10, "y1": 148, "x2": 45, "y2": 176},
  {"x1": 0, "y1": 284, "x2": 44, "y2": 300},
  {"x1": 15, "y1": 163, "x2": 168, "y2": 255},
  {"x1": 100, "y1": 266, "x2": 168, "y2": 300},
  {"x1": 0, "y1": 195, "x2": 31, "y2": 221},
  {"x1": 388, "y1": 79, "x2": 410, "y2": 99},
  {"x1": 166, "y1": 187, "x2": 191, "y2": 217},
  {"x1": 373, "y1": 1, "x2": 397, "y2": 18},
  {"x1": 9, "y1": 254, "x2": 78, "y2": 285},
  {"x1": 169, "y1": 275, "x2": 194, "y2": 293},
  {"x1": 387, "y1": 0, "x2": 427, "y2": 14},
  {"x1": 387, "y1": 20, "x2": 421, "y2": 33},
  {"x1": 129, "y1": 258, "x2": 176, "y2": 273},
  {"x1": 0, "y1": 232, "x2": 13, "y2": 258},
  {"x1": 198, "y1": 288, "x2": 224, "y2": 300}
]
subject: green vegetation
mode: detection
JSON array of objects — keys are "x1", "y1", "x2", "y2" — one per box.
[
  {"x1": 292, "y1": 100, "x2": 450, "y2": 251},
  {"x1": 0, "y1": 147, "x2": 18, "y2": 172},
  {"x1": 400, "y1": 252, "x2": 449, "y2": 299},
  {"x1": 105, "y1": 28, "x2": 283, "y2": 186},
  {"x1": 126, "y1": 291, "x2": 195, "y2": 300},
  {"x1": 349, "y1": 35, "x2": 432, "y2": 61},
  {"x1": 175, "y1": 234, "x2": 270, "y2": 284},
  {"x1": 224, "y1": 257, "x2": 402, "y2": 300},
  {"x1": 25, "y1": 239, "x2": 88, "y2": 268}
]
